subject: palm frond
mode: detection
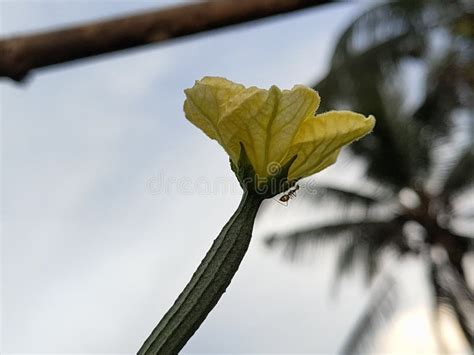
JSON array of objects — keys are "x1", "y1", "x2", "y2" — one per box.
[
  {"x1": 331, "y1": 0, "x2": 464, "y2": 67},
  {"x1": 265, "y1": 221, "x2": 372, "y2": 261},
  {"x1": 414, "y1": 52, "x2": 474, "y2": 134},
  {"x1": 453, "y1": 209, "x2": 474, "y2": 220},
  {"x1": 340, "y1": 275, "x2": 398, "y2": 355},
  {"x1": 302, "y1": 184, "x2": 393, "y2": 216},
  {"x1": 317, "y1": 77, "x2": 431, "y2": 189},
  {"x1": 265, "y1": 218, "x2": 406, "y2": 277},
  {"x1": 313, "y1": 0, "x2": 469, "y2": 190},
  {"x1": 333, "y1": 218, "x2": 407, "y2": 284},
  {"x1": 430, "y1": 259, "x2": 474, "y2": 348},
  {"x1": 366, "y1": 117, "x2": 431, "y2": 190},
  {"x1": 441, "y1": 146, "x2": 474, "y2": 202},
  {"x1": 312, "y1": 186, "x2": 381, "y2": 204},
  {"x1": 458, "y1": 234, "x2": 474, "y2": 252},
  {"x1": 315, "y1": 38, "x2": 432, "y2": 189},
  {"x1": 429, "y1": 261, "x2": 451, "y2": 354}
]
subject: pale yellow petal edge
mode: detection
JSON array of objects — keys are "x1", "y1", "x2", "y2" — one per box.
[{"x1": 288, "y1": 111, "x2": 375, "y2": 180}]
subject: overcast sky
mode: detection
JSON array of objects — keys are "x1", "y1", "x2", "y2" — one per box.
[{"x1": 1, "y1": 1, "x2": 470, "y2": 354}]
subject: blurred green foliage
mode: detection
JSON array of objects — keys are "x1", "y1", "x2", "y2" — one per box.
[{"x1": 267, "y1": 0, "x2": 474, "y2": 352}]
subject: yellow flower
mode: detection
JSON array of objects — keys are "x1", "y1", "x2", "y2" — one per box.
[{"x1": 184, "y1": 77, "x2": 375, "y2": 181}]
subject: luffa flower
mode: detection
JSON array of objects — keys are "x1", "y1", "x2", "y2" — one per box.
[
  {"x1": 184, "y1": 76, "x2": 375, "y2": 183},
  {"x1": 139, "y1": 77, "x2": 375, "y2": 355}
]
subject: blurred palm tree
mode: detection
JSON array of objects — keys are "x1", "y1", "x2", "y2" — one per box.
[{"x1": 266, "y1": 0, "x2": 473, "y2": 352}]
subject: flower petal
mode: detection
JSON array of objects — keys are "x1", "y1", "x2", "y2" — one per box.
[
  {"x1": 183, "y1": 77, "x2": 245, "y2": 142},
  {"x1": 288, "y1": 111, "x2": 375, "y2": 180},
  {"x1": 219, "y1": 85, "x2": 320, "y2": 177}
]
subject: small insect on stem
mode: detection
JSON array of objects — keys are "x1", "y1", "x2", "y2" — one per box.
[{"x1": 276, "y1": 184, "x2": 300, "y2": 206}]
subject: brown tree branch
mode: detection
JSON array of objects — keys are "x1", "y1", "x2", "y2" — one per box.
[{"x1": 0, "y1": 0, "x2": 332, "y2": 82}]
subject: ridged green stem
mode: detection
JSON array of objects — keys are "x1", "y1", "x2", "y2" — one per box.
[{"x1": 138, "y1": 191, "x2": 263, "y2": 354}]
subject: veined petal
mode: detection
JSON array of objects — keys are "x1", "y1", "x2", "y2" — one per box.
[
  {"x1": 183, "y1": 77, "x2": 245, "y2": 142},
  {"x1": 219, "y1": 85, "x2": 320, "y2": 177},
  {"x1": 288, "y1": 111, "x2": 375, "y2": 180}
]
